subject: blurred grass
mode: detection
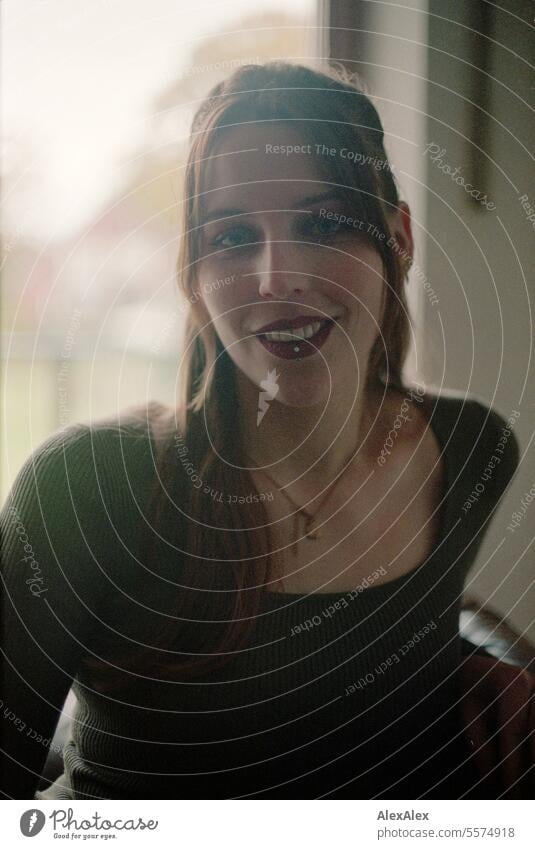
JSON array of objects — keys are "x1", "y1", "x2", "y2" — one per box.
[{"x1": 2, "y1": 356, "x2": 177, "y2": 503}]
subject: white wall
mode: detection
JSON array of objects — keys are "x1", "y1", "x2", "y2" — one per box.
[
  {"x1": 366, "y1": 0, "x2": 534, "y2": 640},
  {"x1": 424, "y1": 0, "x2": 534, "y2": 642}
]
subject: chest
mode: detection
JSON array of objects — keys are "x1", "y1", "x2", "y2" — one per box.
[{"x1": 252, "y1": 440, "x2": 447, "y2": 595}]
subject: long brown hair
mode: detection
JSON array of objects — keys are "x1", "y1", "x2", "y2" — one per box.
[{"x1": 83, "y1": 61, "x2": 412, "y2": 693}]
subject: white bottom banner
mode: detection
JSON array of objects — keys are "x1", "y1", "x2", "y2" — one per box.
[{"x1": 2, "y1": 800, "x2": 533, "y2": 848}]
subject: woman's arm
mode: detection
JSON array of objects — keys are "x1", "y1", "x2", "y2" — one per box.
[{"x1": 0, "y1": 424, "x2": 114, "y2": 799}]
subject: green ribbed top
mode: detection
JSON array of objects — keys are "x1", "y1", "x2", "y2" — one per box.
[{"x1": 1, "y1": 392, "x2": 520, "y2": 799}]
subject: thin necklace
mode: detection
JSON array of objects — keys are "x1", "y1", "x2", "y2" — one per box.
[{"x1": 243, "y1": 442, "x2": 361, "y2": 554}]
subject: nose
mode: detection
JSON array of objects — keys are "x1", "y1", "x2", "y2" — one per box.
[{"x1": 255, "y1": 239, "x2": 308, "y2": 298}]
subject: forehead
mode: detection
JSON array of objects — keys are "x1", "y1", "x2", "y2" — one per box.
[{"x1": 201, "y1": 123, "x2": 338, "y2": 213}]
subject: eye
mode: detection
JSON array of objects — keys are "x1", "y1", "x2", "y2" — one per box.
[
  {"x1": 210, "y1": 225, "x2": 257, "y2": 250},
  {"x1": 301, "y1": 213, "x2": 354, "y2": 241}
]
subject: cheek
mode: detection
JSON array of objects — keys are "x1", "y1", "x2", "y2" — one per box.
[
  {"x1": 334, "y1": 254, "x2": 385, "y2": 317},
  {"x1": 359, "y1": 283, "x2": 385, "y2": 335},
  {"x1": 200, "y1": 288, "x2": 245, "y2": 347},
  {"x1": 367, "y1": 279, "x2": 385, "y2": 319}
]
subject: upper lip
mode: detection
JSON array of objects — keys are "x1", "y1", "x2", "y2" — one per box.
[{"x1": 254, "y1": 314, "x2": 337, "y2": 334}]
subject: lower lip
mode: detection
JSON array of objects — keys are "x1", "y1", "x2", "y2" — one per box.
[{"x1": 256, "y1": 320, "x2": 335, "y2": 360}]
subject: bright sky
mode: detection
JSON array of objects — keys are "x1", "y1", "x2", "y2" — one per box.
[{"x1": 2, "y1": 0, "x2": 315, "y2": 242}]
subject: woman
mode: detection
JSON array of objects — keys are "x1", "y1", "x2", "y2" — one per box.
[{"x1": 1, "y1": 62, "x2": 528, "y2": 800}]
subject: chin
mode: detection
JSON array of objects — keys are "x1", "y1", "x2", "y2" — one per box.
[{"x1": 262, "y1": 379, "x2": 331, "y2": 410}]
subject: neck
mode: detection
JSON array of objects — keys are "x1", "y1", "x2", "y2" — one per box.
[{"x1": 235, "y1": 368, "x2": 383, "y2": 483}]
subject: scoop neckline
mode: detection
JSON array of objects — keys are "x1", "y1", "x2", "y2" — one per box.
[{"x1": 261, "y1": 391, "x2": 453, "y2": 601}]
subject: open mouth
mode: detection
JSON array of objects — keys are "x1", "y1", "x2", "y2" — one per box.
[{"x1": 256, "y1": 318, "x2": 336, "y2": 360}]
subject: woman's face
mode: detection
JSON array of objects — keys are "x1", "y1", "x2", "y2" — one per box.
[{"x1": 194, "y1": 123, "x2": 395, "y2": 408}]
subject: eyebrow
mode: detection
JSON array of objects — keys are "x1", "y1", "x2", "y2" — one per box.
[{"x1": 200, "y1": 189, "x2": 345, "y2": 225}]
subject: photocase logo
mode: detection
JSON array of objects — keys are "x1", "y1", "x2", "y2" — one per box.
[
  {"x1": 257, "y1": 368, "x2": 280, "y2": 425},
  {"x1": 20, "y1": 809, "x2": 46, "y2": 837}
]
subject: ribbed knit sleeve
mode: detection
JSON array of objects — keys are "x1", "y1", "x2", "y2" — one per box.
[
  {"x1": 464, "y1": 397, "x2": 520, "y2": 511},
  {"x1": 0, "y1": 414, "x2": 150, "y2": 800},
  {"x1": 485, "y1": 404, "x2": 521, "y2": 502},
  {"x1": 2, "y1": 393, "x2": 525, "y2": 801}
]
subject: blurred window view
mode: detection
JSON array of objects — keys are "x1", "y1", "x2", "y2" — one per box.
[{"x1": 1, "y1": 0, "x2": 318, "y2": 499}]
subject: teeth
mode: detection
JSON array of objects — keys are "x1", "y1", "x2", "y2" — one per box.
[{"x1": 262, "y1": 320, "x2": 327, "y2": 342}]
